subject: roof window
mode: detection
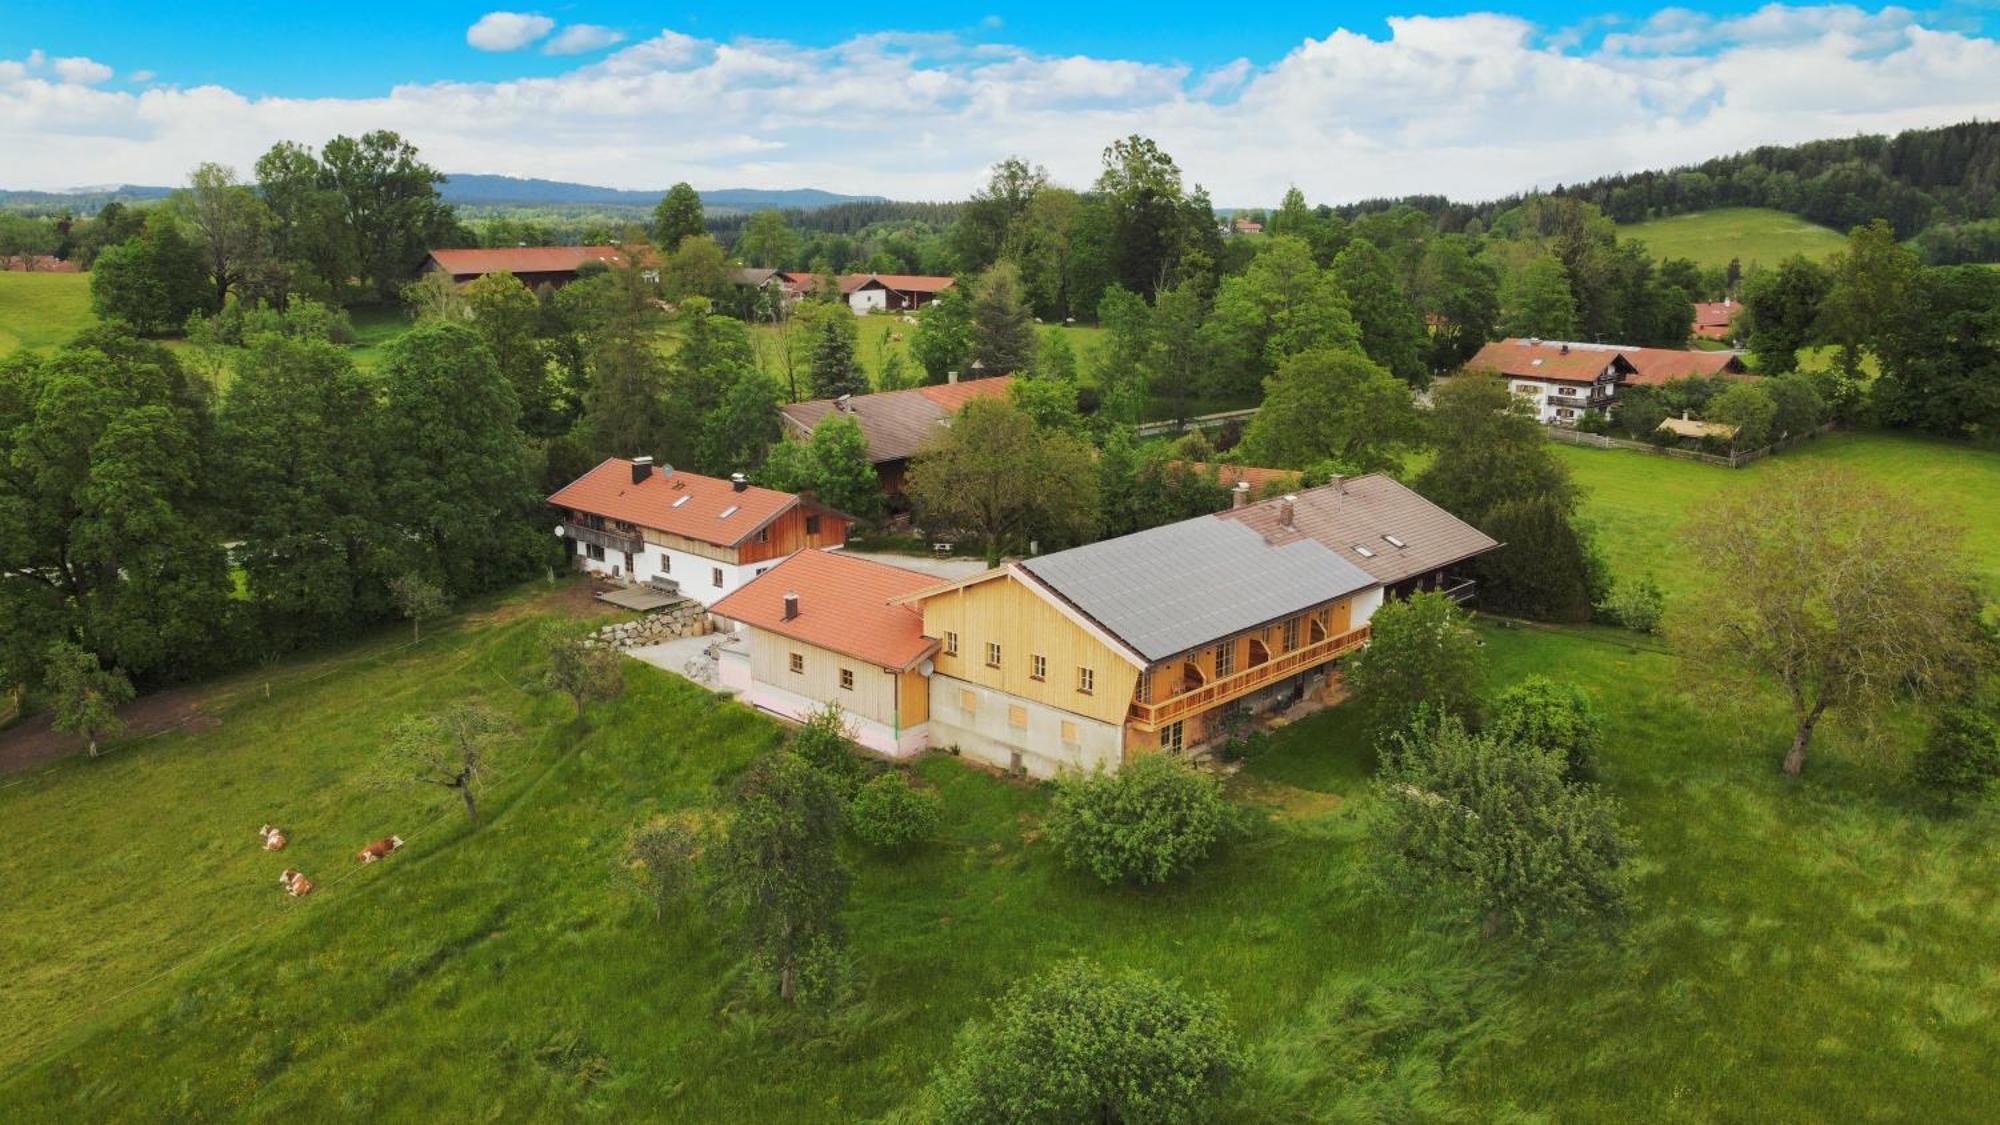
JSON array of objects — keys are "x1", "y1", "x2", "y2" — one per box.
[
  {"x1": 1354, "y1": 544, "x2": 1377, "y2": 558},
  {"x1": 672, "y1": 495, "x2": 690, "y2": 508},
  {"x1": 718, "y1": 505, "x2": 739, "y2": 519},
  {"x1": 1383, "y1": 534, "x2": 1407, "y2": 549}
]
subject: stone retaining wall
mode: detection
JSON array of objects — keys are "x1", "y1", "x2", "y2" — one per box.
[{"x1": 586, "y1": 598, "x2": 714, "y2": 649}]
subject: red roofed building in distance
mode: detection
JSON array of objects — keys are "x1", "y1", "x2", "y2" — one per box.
[
  {"x1": 424, "y1": 245, "x2": 660, "y2": 289},
  {"x1": 779, "y1": 377, "x2": 1015, "y2": 494},
  {"x1": 1693, "y1": 299, "x2": 1741, "y2": 341},
  {"x1": 548, "y1": 458, "x2": 851, "y2": 605},
  {"x1": 1463, "y1": 339, "x2": 1636, "y2": 424}
]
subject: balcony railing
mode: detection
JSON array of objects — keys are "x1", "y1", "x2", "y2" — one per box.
[
  {"x1": 564, "y1": 522, "x2": 643, "y2": 556},
  {"x1": 1127, "y1": 624, "x2": 1371, "y2": 730},
  {"x1": 1439, "y1": 577, "x2": 1477, "y2": 604}
]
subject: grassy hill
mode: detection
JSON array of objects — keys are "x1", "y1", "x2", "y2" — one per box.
[
  {"x1": 3, "y1": 432, "x2": 1999, "y2": 1118},
  {"x1": 1621, "y1": 207, "x2": 1850, "y2": 270},
  {"x1": 0, "y1": 271, "x2": 94, "y2": 356}
]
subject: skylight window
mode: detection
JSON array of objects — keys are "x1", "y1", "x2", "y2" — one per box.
[
  {"x1": 1354, "y1": 544, "x2": 1377, "y2": 558},
  {"x1": 718, "y1": 505, "x2": 739, "y2": 519},
  {"x1": 672, "y1": 495, "x2": 690, "y2": 508},
  {"x1": 1383, "y1": 534, "x2": 1407, "y2": 549}
]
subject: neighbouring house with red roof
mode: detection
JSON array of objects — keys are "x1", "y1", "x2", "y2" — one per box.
[
  {"x1": 729, "y1": 270, "x2": 957, "y2": 314},
  {"x1": 1615, "y1": 346, "x2": 1751, "y2": 387},
  {"x1": 424, "y1": 245, "x2": 660, "y2": 289},
  {"x1": 548, "y1": 458, "x2": 851, "y2": 606},
  {"x1": 711, "y1": 549, "x2": 940, "y2": 755},
  {"x1": 2, "y1": 254, "x2": 80, "y2": 273},
  {"x1": 1464, "y1": 339, "x2": 1637, "y2": 424},
  {"x1": 1693, "y1": 299, "x2": 1741, "y2": 341},
  {"x1": 779, "y1": 376, "x2": 1015, "y2": 494}
]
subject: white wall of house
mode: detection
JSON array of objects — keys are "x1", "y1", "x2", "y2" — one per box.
[
  {"x1": 848, "y1": 287, "x2": 887, "y2": 314},
  {"x1": 738, "y1": 677, "x2": 926, "y2": 758},
  {"x1": 1506, "y1": 378, "x2": 1607, "y2": 425},
  {"x1": 926, "y1": 673, "x2": 1123, "y2": 779},
  {"x1": 1350, "y1": 586, "x2": 1387, "y2": 628},
  {"x1": 570, "y1": 539, "x2": 783, "y2": 608}
]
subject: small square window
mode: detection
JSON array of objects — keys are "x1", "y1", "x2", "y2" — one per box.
[
  {"x1": 805, "y1": 514, "x2": 821, "y2": 535},
  {"x1": 788, "y1": 652, "x2": 804, "y2": 674},
  {"x1": 839, "y1": 668, "x2": 854, "y2": 691},
  {"x1": 711, "y1": 567, "x2": 724, "y2": 588},
  {"x1": 586, "y1": 543, "x2": 605, "y2": 561},
  {"x1": 1060, "y1": 720, "x2": 1079, "y2": 745},
  {"x1": 755, "y1": 528, "x2": 770, "y2": 543},
  {"x1": 959, "y1": 688, "x2": 977, "y2": 714},
  {"x1": 944, "y1": 631, "x2": 958, "y2": 656},
  {"x1": 1008, "y1": 704, "x2": 1028, "y2": 728},
  {"x1": 985, "y1": 642, "x2": 1001, "y2": 669},
  {"x1": 1030, "y1": 654, "x2": 1046, "y2": 681},
  {"x1": 1077, "y1": 667, "x2": 1094, "y2": 694}
]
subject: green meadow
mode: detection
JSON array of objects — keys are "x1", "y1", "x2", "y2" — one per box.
[
  {"x1": 0, "y1": 271, "x2": 94, "y2": 357},
  {"x1": 1621, "y1": 207, "x2": 1851, "y2": 271}
]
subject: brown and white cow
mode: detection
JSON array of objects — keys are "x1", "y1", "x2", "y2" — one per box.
[
  {"x1": 278, "y1": 869, "x2": 314, "y2": 897},
  {"x1": 259, "y1": 824, "x2": 288, "y2": 851},
  {"x1": 355, "y1": 835, "x2": 404, "y2": 864}
]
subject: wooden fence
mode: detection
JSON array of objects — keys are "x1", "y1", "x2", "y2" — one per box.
[{"x1": 1546, "y1": 423, "x2": 1835, "y2": 468}]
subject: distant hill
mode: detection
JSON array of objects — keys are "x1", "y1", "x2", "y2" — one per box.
[
  {"x1": 437, "y1": 174, "x2": 883, "y2": 211},
  {"x1": 0, "y1": 185, "x2": 171, "y2": 213},
  {"x1": 1618, "y1": 207, "x2": 1850, "y2": 271}
]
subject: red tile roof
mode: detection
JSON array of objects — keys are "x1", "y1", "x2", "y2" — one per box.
[
  {"x1": 548, "y1": 459, "x2": 804, "y2": 548},
  {"x1": 1465, "y1": 339, "x2": 1635, "y2": 383},
  {"x1": 1617, "y1": 347, "x2": 1751, "y2": 387},
  {"x1": 1693, "y1": 300, "x2": 1740, "y2": 328},
  {"x1": 712, "y1": 549, "x2": 939, "y2": 670},
  {"x1": 842, "y1": 273, "x2": 956, "y2": 295},
  {"x1": 780, "y1": 378, "x2": 1014, "y2": 463},
  {"x1": 427, "y1": 245, "x2": 654, "y2": 278},
  {"x1": 1180, "y1": 462, "x2": 1303, "y2": 493}
]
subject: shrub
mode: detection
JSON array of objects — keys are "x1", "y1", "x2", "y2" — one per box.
[
  {"x1": 626, "y1": 817, "x2": 706, "y2": 920},
  {"x1": 790, "y1": 702, "x2": 866, "y2": 797},
  {"x1": 1595, "y1": 575, "x2": 1665, "y2": 634},
  {"x1": 1489, "y1": 677, "x2": 1602, "y2": 779},
  {"x1": 1910, "y1": 706, "x2": 2000, "y2": 809},
  {"x1": 1473, "y1": 495, "x2": 1602, "y2": 623},
  {"x1": 1045, "y1": 754, "x2": 1229, "y2": 886},
  {"x1": 848, "y1": 772, "x2": 943, "y2": 850},
  {"x1": 1343, "y1": 591, "x2": 1486, "y2": 737},
  {"x1": 930, "y1": 960, "x2": 1241, "y2": 1124},
  {"x1": 1373, "y1": 714, "x2": 1631, "y2": 948}
]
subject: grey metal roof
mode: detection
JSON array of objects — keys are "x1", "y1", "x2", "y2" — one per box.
[{"x1": 1019, "y1": 519, "x2": 1377, "y2": 663}]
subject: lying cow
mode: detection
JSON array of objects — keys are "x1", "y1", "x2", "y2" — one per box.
[
  {"x1": 278, "y1": 869, "x2": 314, "y2": 897},
  {"x1": 355, "y1": 835, "x2": 404, "y2": 864},
  {"x1": 259, "y1": 824, "x2": 288, "y2": 852}
]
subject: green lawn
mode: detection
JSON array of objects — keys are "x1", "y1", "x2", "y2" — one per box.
[
  {"x1": 1556, "y1": 429, "x2": 2000, "y2": 603},
  {"x1": 0, "y1": 271, "x2": 95, "y2": 356},
  {"x1": 5, "y1": 565, "x2": 1999, "y2": 1116},
  {"x1": 1621, "y1": 207, "x2": 1850, "y2": 270}
]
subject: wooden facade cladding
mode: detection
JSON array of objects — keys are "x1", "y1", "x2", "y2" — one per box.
[
  {"x1": 736, "y1": 506, "x2": 849, "y2": 564},
  {"x1": 1128, "y1": 624, "x2": 1370, "y2": 731},
  {"x1": 1125, "y1": 594, "x2": 1364, "y2": 732},
  {"x1": 750, "y1": 628, "x2": 904, "y2": 729},
  {"x1": 917, "y1": 575, "x2": 1139, "y2": 728}
]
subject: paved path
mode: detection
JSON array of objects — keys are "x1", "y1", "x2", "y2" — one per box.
[
  {"x1": 626, "y1": 633, "x2": 743, "y2": 693},
  {"x1": 841, "y1": 550, "x2": 989, "y2": 581}
]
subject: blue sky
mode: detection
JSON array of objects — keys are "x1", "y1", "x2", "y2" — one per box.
[
  {"x1": 8, "y1": 1, "x2": 1991, "y2": 98},
  {"x1": 5, "y1": 4, "x2": 2000, "y2": 201}
]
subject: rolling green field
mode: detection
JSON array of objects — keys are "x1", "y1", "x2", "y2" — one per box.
[
  {"x1": 1557, "y1": 430, "x2": 2000, "y2": 603},
  {"x1": 5, "y1": 424, "x2": 2000, "y2": 1117},
  {"x1": 1621, "y1": 207, "x2": 1850, "y2": 270},
  {"x1": 0, "y1": 271, "x2": 94, "y2": 356}
]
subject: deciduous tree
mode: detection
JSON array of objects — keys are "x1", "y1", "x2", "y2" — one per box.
[
  {"x1": 1240, "y1": 348, "x2": 1423, "y2": 474},
  {"x1": 540, "y1": 623, "x2": 624, "y2": 726},
  {"x1": 906, "y1": 398, "x2": 1099, "y2": 564},
  {"x1": 1333, "y1": 237, "x2": 1428, "y2": 387},
  {"x1": 714, "y1": 751, "x2": 850, "y2": 1004},
  {"x1": 379, "y1": 701, "x2": 510, "y2": 824},
  {"x1": 44, "y1": 640, "x2": 135, "y2": 758},
  {"x1": 1670, "y1": 467, "x2": 1983, "y2": 776},
  {"x1": 652, "y1": 182, "x2": 706, "y2": 251},
  {"x1": 1414, "y1": 374, "x2": 1578, "y2": 521},
  {"x1": 1344, "y1": 591, "x2": 1486, "y2": 736}
]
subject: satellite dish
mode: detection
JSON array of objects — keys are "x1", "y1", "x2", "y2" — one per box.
[
  {"x1": 918, "y1": 659, "x2": 935, "y2": 677},
  {"x1": 553, "y1": 524, "x2": 567, "y2": 538}
]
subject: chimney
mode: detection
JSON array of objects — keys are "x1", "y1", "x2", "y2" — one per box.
[
  {"x1": 1682, "y1": 410, "x2": 1692, "y2": 421},
  {"x1": 947, "y1": 369, "x2": 960, "y2": 384},
  {"x1": 782, "y1": 592, "x2": 799, "y2": 621},
  {"x1": 1559, "y1": 343, "x2": 1570, "y2": 355},
  {"x1": 1230, "y1": 481, "x2": 1251, "y2": 509},
  {"x1": 1330, "y1": 473, "x2": 1345, "y2": 494},
  {"x1": 631, "y1": 456, "x2": 654, "y2": 484},
  {"x1": 835, "y1": 393, "x2": 852, "y2": 412},
  {"x1": 1280, "y1": 494, "x2": 1297, "y2": 528},
  {"x1": 731, "y1": 472, "x2": 748, "y2": 493}
]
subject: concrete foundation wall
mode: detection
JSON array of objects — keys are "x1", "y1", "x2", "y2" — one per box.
[{"x1": 927, "y1": 674, "x2": 1121, "y2": 779}]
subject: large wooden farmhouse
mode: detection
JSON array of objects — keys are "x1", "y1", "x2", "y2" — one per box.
[
  {"x1": 712, "y1": 477, "x2": 1496, "y2": 776},
  {"x1": 1465, "y1": 338, "x2": 1749, "y2": 423},
  {"x1": 548, "y1": 458, "x2": 851, "y2": 607}
]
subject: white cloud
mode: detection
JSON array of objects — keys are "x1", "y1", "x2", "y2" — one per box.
[
  {"x1": 52, "y1": 56, "x2": 113, "y2": 85},
  {"x1": 467, "y1": 12, "x2": 555, "y2": 52},
  {"x1": 2, "y1": 6, "x2": 1998, "y2": 204},
  {"x1": 543, "y1": 25, "x2": 626, "y2": 55},
  {"x1": 128, "y1": 69, "x2": 157, "y2": 83}
]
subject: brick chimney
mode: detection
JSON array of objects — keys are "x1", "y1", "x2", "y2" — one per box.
[
  {"x1": 1280, "y1": 494, "x2": 1297, "y2": 528},
  {"x1": 1230, "y1": 481, "x2": 1251, "y2": 509},
  {"x1": 783, "y1": 592, "x2": 799, "y2": 621},
  {"x1": 631, "y1": 456, "x2": 654, "y2": 484}
]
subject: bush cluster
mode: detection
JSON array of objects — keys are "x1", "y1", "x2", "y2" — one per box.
[
  {"x1": 849, "y1": 772, "x2": 944, "y2": 850},
  {"x1": 1044, "y1": 754, "x2": 1229, "y2": 886}
]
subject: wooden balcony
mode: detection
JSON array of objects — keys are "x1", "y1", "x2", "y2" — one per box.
[
  {"x1": 1126, "y1": 624, "x2": 1371, "y2": 731},
  {"x1": 564, "y1": 521, "x2": 643, "y2": 556}
]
